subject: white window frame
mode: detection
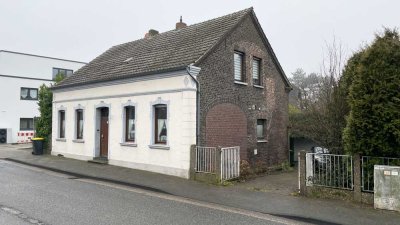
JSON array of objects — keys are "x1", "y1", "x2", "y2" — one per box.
[
  {"x1": 149, "y1": 97, "x2": 170, "y2": 150},
  {"x1": 234, "y1": 51, "x2": 245, "y2": 82},
  {"x1": 121, "y1": 100, "x2": 138, "y2": 147},
  {"x1": 56, "y1": 106, "x2": 67, "y2": 141},
  {"x1": 252, "y1": 57, "x2": 261, "y2": 86},
  {"x1": 73, "y1": 105, "x2": 85, "y2": 143},
  {"x1": 256, "y1": 119, "x2": 267, "y2": 142}
]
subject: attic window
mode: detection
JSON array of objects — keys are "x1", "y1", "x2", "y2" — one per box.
[{"x1": 124, "y1": 57, "x2": 133, "y2": 63}]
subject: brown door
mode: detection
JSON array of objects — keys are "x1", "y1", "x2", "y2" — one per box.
[{"x1": 100, "y1": 108, "x2": 109, "y2": 157}]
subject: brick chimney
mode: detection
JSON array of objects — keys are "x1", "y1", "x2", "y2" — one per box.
[
  {"x1": 175, "y1": 16, "x2": 187, "y2": 30},
  {"x1": 144, "y1": 29, "x2": 159, "y2": 39}
]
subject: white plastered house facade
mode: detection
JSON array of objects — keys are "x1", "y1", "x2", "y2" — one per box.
[
  {"x1": 51, "y1": 69, "x2": 199, "y2": 178},
  {"x1": 50, "y1": 8, "x2": 273, "y2": 179}
]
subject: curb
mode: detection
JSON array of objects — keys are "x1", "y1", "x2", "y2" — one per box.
[{"x1": 4, "y1": 158, "x2": 171, "y2": 195}]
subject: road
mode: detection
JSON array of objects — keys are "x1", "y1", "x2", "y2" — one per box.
[{"x1": 0, "y1": 160, "x2": 301, "y2": 225}]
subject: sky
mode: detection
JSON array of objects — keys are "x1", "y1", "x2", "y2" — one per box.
[{"x1": 0, "y1": 0, "x2": 399, "y2": 76}]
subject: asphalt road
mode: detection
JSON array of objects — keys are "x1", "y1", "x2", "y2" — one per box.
[{"x1": 0, "y1": 160, "x2": 301, "y2": 225}]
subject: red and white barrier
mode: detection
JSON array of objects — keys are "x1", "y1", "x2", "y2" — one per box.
[{"x1": 17, "y1": 131, "x2": 34, "y2": 143}]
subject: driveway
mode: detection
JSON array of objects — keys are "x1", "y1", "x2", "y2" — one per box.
[{"x1": 233, "y1": 169, "x2": 299, "y2": 196}]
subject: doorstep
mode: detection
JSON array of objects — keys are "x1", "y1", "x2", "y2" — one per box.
[{"x1": 88, "y1": 157, "x2": 109, "y2": 165}]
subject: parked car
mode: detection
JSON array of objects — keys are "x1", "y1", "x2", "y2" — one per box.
[{"x1": 311, "y1": 146, "x2": 330, "y2": 165}]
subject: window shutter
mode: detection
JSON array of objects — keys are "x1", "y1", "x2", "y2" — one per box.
[{"x1": 234, "y1": 52, "x2": 243, "y2": 81}]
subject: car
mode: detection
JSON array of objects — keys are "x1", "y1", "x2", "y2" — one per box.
[{"x1": 311, "y1": 146, "x2": 330, "y2": 165}]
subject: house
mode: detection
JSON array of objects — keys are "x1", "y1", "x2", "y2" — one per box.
[
  {"x1": 0, "y1": 50, "x2": 86, "y2": 144},
  {"x1": 51, "y1": 8, "x2": 291, "y2": 178}
]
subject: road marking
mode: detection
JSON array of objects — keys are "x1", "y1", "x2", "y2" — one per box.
[
  {"x1": 1, "y1": 160, "x2": 309, "y2": 225},
  {"x1": 77, "y1": 178, "x2": 309, "y2": 225},
  {"x1": 0, "y1": 204, "x2": 47, "y2": 225}
]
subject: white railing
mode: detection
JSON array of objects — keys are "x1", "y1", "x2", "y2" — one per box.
[
  {"x1": 306, "y1": 153, "x2": 353, "y2": 190},
  {"x1": 195, "y1": 146, "x2": 217, "y2": 173},
  {"x1": 221, "y1": 146, "x2": 240, "y2": 181}
]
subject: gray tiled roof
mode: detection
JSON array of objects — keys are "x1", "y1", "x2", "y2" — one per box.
[{"x1": 55, "y1": 8, "x2": 252, "y2": 89}]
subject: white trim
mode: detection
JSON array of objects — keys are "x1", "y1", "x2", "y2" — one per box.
[
  {"x1": 53, "y1": 88, "x2": 196, "y2": 103},
  {"x1": 57, "y1": 105, "x2": 67, "y2": 139},
  {"x1": 72, "y1": 139, "x2": 85, "y2": 143},
  {"x1": 93, "y1": 102, "x2": 111, "y2": 158},
  {"x1": 150, "y1": 97, "x2": 170, "y2": 146},
  {"x1": 253, "y1": 85, "x2": 264, "y2": 89},
  {"x1": 234, "y1": 81, "x2": 248, "y2": 86},
  {"x1": 55, "y1": 138, "x2": 66, "y2": 142},
  {"x1": 120, "y1": 142, "x2": 137, "y2": 147},
  {"x1": 257, "y1": 140, "x2": 268, "y2": 143},
  {"x1": 148, "y1": 144, "x2": 170, "y2": 150},
  {"x1": 73, "y1": 104, "x2": 85, "y2": 140},
  {"x1": 121, "y1": 100, "x2": 137, "y2": 145}
]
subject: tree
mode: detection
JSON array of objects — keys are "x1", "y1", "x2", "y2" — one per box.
[
  {"x1": 343, "y1": 28, "x2": 400, "y2": 157},
  {"x1": 35, "y1": 73, "x2": 66, "y2": 151},
  {"x1": 289, "y1": 38, "x2": 349, "y2": 153}
]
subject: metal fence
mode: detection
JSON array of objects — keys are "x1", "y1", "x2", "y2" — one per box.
[
  {"x1": 306, "y1": 153, "x2": 353, "y2": 190},
  {"x1": 361, "y1": 156, "x2": 400, "y2": 192},
  {"x1": 221, "y1": 146, "x2": 240, "y2": 181},
  {"x1": 195, "y1": 146, "x2": 217, "y2": 173}
]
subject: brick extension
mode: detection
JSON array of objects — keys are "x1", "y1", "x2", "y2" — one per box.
[{"x1": 197, "y1": 14, "x2": 290, "y2": 167}]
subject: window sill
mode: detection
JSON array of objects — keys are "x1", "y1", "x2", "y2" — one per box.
[
  {"x1": 148, "y1": 144, "x2": 170, "y2": 150},
  {"x1": 253, "y1": 85, "x2": 264, "y2": 89},
  {"x1": 56, "y1": 138, "x2": 66, "y2": 142},
  {"x1": 72, "y1": 139, "x2": 85, "y2": 143},
  {"x1": 120, "y1": 142, "x2": 137, "y2": 147},
  {"x1": 234, "y1": 81, "x2": 248, "y2": 86},
  {"x1": 257, "y1": 140, "x2": 268, "y2": 143}
]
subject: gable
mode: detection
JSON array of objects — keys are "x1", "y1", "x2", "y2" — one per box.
[{"x1": 195, "y1": 11, "x2": 291, "y2": 89}]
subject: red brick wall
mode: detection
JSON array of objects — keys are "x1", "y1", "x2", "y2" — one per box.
[{"x1": 205, "y1": 103, "x2": 248, "y2": 160}]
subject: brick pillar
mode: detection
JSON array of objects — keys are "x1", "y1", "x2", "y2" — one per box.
[
  {"x1": 353, "y1": 153, "x2": 362, "y2": 203},
  {"x1": 189, "y1": 145, "x2": 196, "y2": 180},
  {"x1": 299, "y1": 150, "x2": 307, "y2": 195}
]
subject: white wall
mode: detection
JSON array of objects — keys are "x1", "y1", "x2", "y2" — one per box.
[
  {"x1": 0, "y1": 77, "x2": 51, "y2": 143},
  {"x1": 0, "y1": 51, "x2": 86, "y2": 143},
  {"x1": 52, "y1": 71, "x2": 197, "y2": 178},
  {"x1": 0, "y1": 51, "x2": 86, "y2": 80}
]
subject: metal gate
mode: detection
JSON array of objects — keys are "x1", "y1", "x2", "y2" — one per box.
[
  {"x1": 306, "y1": 153, "x2": 353, "y2": 190},
  {"x1": 220, "y1": 146, "x2": 240, "y2": 181},
  {"x1": 195, "y1": 146, "x2": 217, "y2": 173}
]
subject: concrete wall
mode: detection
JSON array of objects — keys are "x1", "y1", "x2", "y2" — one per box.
[
  {"x1": 52, "y1": 70, "x2": 197, "y2": 178},
  {"x1": 0, "y1": 51, "x2": 86, "y2": 143}
]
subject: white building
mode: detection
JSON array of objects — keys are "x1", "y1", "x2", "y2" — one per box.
[
  {"x1": 51, "y1": 8, "x2": 291, "y2": 179},
  {"x1": 0, "y1": 50, "x2": 86, "y2": 144}
]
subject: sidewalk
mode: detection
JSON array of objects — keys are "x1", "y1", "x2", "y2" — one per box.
[{"x1": 1, "y1": 144, "x2": 399, "y2": 225}]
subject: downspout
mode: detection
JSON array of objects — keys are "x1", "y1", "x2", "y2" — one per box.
[{"x1": 186, "y1": 64, "x2": 201, "y2": 146}]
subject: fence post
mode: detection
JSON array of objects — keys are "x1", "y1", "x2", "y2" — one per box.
[
  {"x1": 216, "y1": 147, "x2": 222, "y2": 182},
  {"x1": 299, "y1": 150, "x2": 307, "y2": 195},
  {"x1": 189, "y1": 145, "x2": 196, "y2": 180},
  {"x1": 353, "y1": 153, "x2": 362, "y2": 203}
]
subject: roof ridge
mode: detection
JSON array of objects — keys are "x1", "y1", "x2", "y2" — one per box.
[
  {"x1": 111, "y1": 7, "x2": 253, "y2": 49},
  {"x1": 55, "y1": 7, "x2": 255, "y2": 89}
]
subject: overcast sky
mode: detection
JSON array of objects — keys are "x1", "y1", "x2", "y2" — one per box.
[{"x1": 0, "y1": 0, "x2": 399, "y2": 76}]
